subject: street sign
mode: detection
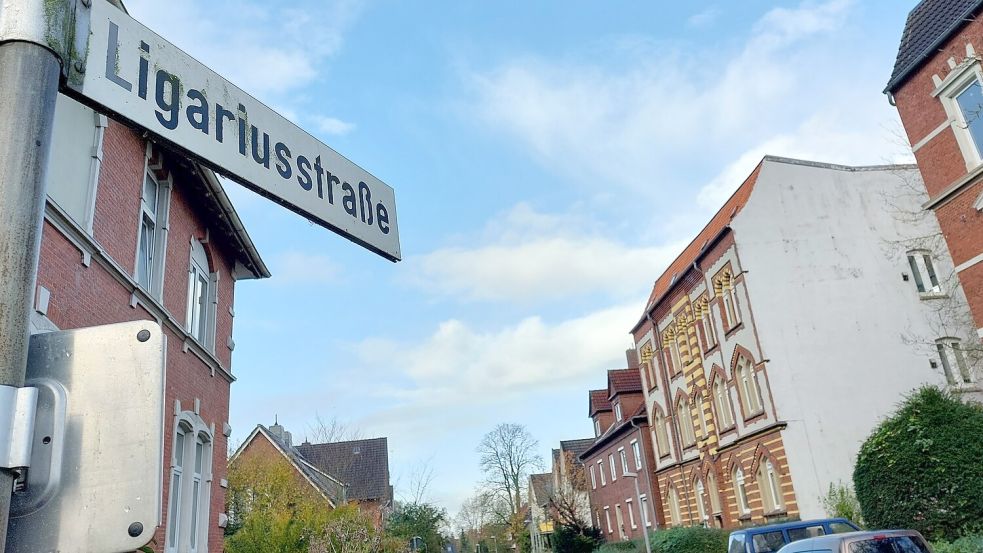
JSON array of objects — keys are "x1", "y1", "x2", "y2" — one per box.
[
  {"x1": 7, "y1": 321, "x2": 165, "y2": 553},
  {"x1": 66, "y1": 0, "x2": 400, "y2": 261}
]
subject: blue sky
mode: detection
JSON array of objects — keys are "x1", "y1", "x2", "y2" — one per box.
[{"x1": 127, "y1": 0, "x2": 916, "y2": 518}]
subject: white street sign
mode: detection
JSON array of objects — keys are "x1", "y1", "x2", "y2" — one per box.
[{"x1": 67, "y1": 0, "x2": 400, "y2": 261}]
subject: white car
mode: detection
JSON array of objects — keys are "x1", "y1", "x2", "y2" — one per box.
[{"x1": 775, "y1": 530, "x2": 932, "y2": 553}]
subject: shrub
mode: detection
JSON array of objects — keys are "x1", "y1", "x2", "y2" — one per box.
[
  {"x1": 553, "y1": 524, "x2": 602, "y2": 553},
  {"x1": 649, "y1": 526, "x2": 728, "y2": 553},
  {"x1": 853, "y1": 387, "x2": 983, "y2": 542},
  {"x1": 931, "y1": 535, "x2": 983, "y2": 553},
  {"x1": 820, "y1": 482, "x2": 864, "y2": 527}
]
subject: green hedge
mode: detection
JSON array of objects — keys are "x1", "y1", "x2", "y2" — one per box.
[
  {"x1": 853, "y1": 387, "x2": 983, "y2": 542},
  {"x1": 931, "y1": 535, "x2": 983, "y2": 553},
  {"x1": 595, "y1": 526, "x2": 728, "y2": 553}
]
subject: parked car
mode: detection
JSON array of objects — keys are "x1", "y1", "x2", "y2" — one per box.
[
  {"x1": 774, "y1": 529, "x2": 931, "y2": 552},
  {"x1": 728, "y1": 518, "x2": 862, "y2": 553}
]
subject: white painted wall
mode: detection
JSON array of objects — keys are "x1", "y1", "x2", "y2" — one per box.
[{"x1": 731, "y1": 158, "x2": 975, "y2": 519}]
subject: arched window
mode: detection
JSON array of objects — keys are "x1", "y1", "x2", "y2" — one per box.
[
  {"x1": 734, "y1": 467, "x2": 750, "y2": 515},
  {"x1": 736, "y1": 356, "x2": 763, "y2": 415},
  {"x1": 668, "y1": 486, "x2": 682, "y2": 527},
  {"x1": 695, "y1": 479, "x2": 708, "y2": 523},
  {"x1": 696, "y1": 297, "x2": 717, "y2": 350},
  {"x1": 664, "y1": 328, "x2": 682, "y2": 375},
  {"x1": 713, "y1": 378, "x2": 734, "y2": 428},
  {"x1": 756, "y1": 459, "x2": 784, "y2": 513},
  {"x1": 165, "y1": 410, "x2": 213, "y2": 553},
  {"x1": 714, "y1": 271, "x2": 742, "y2": 330},
  {"x1": 186, "y1": 239, "x2": 217, "y2": 350},
  {"x1": 706, "y1": 471, "x2": 722, "y2": 515},
  {"x1": 677, "y1": 401, "x2": 696, "y2": 447},
  {"x1": 653, "y1": 412, "x2": 670, "y2": 457}
]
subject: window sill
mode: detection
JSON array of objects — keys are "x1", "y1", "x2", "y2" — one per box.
[
  {"x1": 743, "y1": 410, "x2": 767, "y2": 425},
  {"x1": 764, "y1": 509, "x2": 788, "y2": 518},
  {"x1": 724, "y1": 322, "x2": 744, "y2": 338},
  {"x1": 704, "y1": 343, "x2": 720, "y2": 355},
  {"x1": 919, "y1": 292, "x2": 949, "y2": 300}
]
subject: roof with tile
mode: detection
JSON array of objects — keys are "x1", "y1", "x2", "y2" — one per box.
[
  {"x1": 632, "y1": 163, "x2": 762, "y2": 332},
  {"x1": 608, "y1": 368, "x2": 643, "y2": 398},
  {"x1": 559, "y1": 438, "x2": 596, "y2": 462},
  {"x1": 885, "y1": 0, "x2": 983, "y2": 93},
  {"x1": 529, "y1": 473, "x2": 553, "y2": 506},
  {"x1": 295, "y1": 437, "x2": 391, "y2": 502},
  {"x1": 589, "y1": 389, "x2": 612, "y2": 416}
]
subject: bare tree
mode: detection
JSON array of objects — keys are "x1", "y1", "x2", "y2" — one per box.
[
  {"x1": 477, "y1": 423, "x2": 542, "y2": 515},
  {"x1": 306, "y1": 413, "x2": 362, "y2": 444},
  {"x1": 396, "y1": 457, "x2": 436, "y2": 506},
  {"x1": 547, "y1": 451, "x2": 592, "y2": 533}
]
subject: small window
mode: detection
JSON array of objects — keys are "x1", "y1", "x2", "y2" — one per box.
[
  {"x1": 714, "y1": 379, "x2": 734, "y2": 428},
  {"x1": 604, "y1": 507, "x2": 612, "y2": 534},
  {"x1": 678, "y1": 402, "x2": 696, "y2": 446},
  {"x1": 736, "y1": 356, "x2": 764, "y2": 415},
  {"x1": 734, "y1": 467, "x2": 751, "y2": 516},
  {"x1": 165, "y1": 413, "x2": 213, "y2": 553},
  {"x1": 954, "y1": 78, "x2": 983, "y2": 160},
  {"x1": 752, "y1": 531, "x2": 787, "y2": 553},
  {"x1": 136, "y1": 170, "x2": 170, "y2": 297},
  {"x1": 619, "y1": 448, "x2": 628, "y2": 474},
  {"x1": 695, "y1": 479, "x2": 707, "y2": 523},
  {"x1": 594, "y1": 419, "x2": 601, "y2": 437},
  {"x1": 787, "y1": 526, "x2": 825, "y2": 541},
  {"x1": 668, "y1": 487, "x2": 682, "y2": 527},
  {"x1": 640, "y1": 494, "x2": 650, "y2": 527},
  {"x1": 614, "y1": 402, "x2": 623, "y2": 422},
  {"x1": 631, "y1": 440, "x2": 642, "y2": 470},
  {"x1": 626, "y1": 499, "x2": 636, "y2": 529},
  {"x1": 654, "y1": 414, "x2": 670, "y2": 457},
  {"x1": 936, "y1": 338, "x2": 974, "y2": 384},
  {"x1": 757, "y1": 459, "x2": 784, "y2": 513},
  {"x1": 186, "y1": 239, "x2": 216, "y2": 349},
  {"x1": 907, "y1": 251, "x2": 942, "y2": 295},
  {"x1": 609, "y1": 454, "x2": 617, "y2": 481},
  {"x1": 597, "y1": 460, "x2": 606, "y2": 486},
  {"x1": 589, "y1": 465, "x2": 597, "y2": 489}
]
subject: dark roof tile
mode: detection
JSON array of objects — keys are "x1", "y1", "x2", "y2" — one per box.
[
  {"x1": 608, "y1": 368, "x2": 642, "y2": 397},
  {"x1": 589, "y1": 389, "x2": 612, "y2": 416},
  {"x1": 295, "y1": 437, "x2": 391, "y2": 502},
  {"x1": 885, "y1": 0, "x2": 983, "y2": 92}
]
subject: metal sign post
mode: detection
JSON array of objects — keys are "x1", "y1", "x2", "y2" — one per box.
[{"x1": 0, "y1": 32, "x2": 64, "y2": 553}]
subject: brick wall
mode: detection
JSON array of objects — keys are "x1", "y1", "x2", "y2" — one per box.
[
  {"x1": 36, "y1": 119, "x2": 245, "y2": 552},
  {"x1": 892, "y1": 15, "x2": 983, "y2": 332}
]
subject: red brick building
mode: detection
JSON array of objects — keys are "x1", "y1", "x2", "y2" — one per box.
[
  {"x1": 580, "y1": 367, "x2": 662, "y2": 542},
  {"x1": 886, "y1": 0, "x2": 983, "y2": 342},
  {"x1": 35, "y1": 90, "x2": 268, "y2": 552}
]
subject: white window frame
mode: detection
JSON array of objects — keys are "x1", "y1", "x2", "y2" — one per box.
[
  {"x1": 165, "y1": 408, "x2": 214, "y2": 553},
  {"x1": 669, "y1": 487, "x2": 682, "y2": 527},
  {"x1": 614, "y1": 402, "x2": 623, "y2": 422},
  {"x1": 615, "y1": 504, "x2": 625, "y2": 539},
  {"x1": 707, "y1": 471, "x2": 722, "y2": 515},
  {"x1": 907, "y1": 250, "x2": 944, "y2": 296},
  {"x1": 678, "y1": 402, "x2": 696, "y2": 446},
  {"x1": 639, "y1": 494, "x2": 651, "y2": 527},
  {"x1": 619, "y1": 447, "x2": 628, "y2": 475},
  {"x1": 589, "y1": 465, "x2": 597, "y2": 490},
  {"x1": 653, "y1": 415, "x2": 669, "y2": 457},
  {"x1": 695, "y1": 480, "x2": 707, "y2": 524},
  {"x1": 594, "y1": 418, "x2": 601, "y2": 437},
  {"x1": 714, "y1": 379, "x2": 734, "y2": 428},
  {"x1": 701, "y1": 303, "x2": 717, "y2": 348},
  {"x1": 626, "y1": 498, "x2": 636, "y2": 529},
  {"x1": 609, "y1": 453, "x2": 618, "y2": 481},
  {"x1": 737, "y1": 357, "x2": 764, "y2": 415},
  {"x1": 135, "y1": 166, "x2": 172, "y2": 299},
  {"x1": 631, "y1": 439, "x2": 642, "y2": 471},
  {"x1": 723, "y1": 285, "x2": 740, "y2": 328},
  {"x1": 694, "y1": 395, "x2": 708, "y2": 439},
  {"x1": 597, "y1": 460, "x2": 606, "y2": 486},
  {"x1": 766, "y1": 460, "x2": 783, "y2": 511},
  {"x1": 734, "y1": 467, "x2": 751, "y2": 515},
  {"x1": 186, "y1": 238, "x2": 218, "y2": 351},
  {"x1": 937, "y1": 59, "x2": 983, "y2": 169},
  {"x1": 604, "y1": 506, "x2": 612, "y2": 534},
  {"x1": 936, "y1": 337, "x2": 974, "y2": 385}
]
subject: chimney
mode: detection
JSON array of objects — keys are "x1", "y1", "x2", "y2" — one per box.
[
  {"x1": 626, "y1": 348, "x2": 639, "y2": 369},
  {"x1": 268, "y1": 417, "x2": 293, "y2": 447}
]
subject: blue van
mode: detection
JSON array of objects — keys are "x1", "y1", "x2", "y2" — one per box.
[{"x1": 727, "y1": 518, "x2": 861, "y2": 553}]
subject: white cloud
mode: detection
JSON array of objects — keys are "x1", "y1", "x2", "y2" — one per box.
[
  {"x1": 466, "y1": 0, "x2": 900, "y2": 204},
  {"x1": 409, "y1": 203, "x2": 685, "y2": 303},
  {"x1": 313, "y1": 116, "x2": 357, "y2": 136},
  {"x1": 688, "y1": 7, "x2": 721, "y2": 28},
  {"x1": 271, "y1": 251, "x2": 340, "y2": 284},
  {"x1": 124, "y1": 0, "x2": 362, "y2": 106}
]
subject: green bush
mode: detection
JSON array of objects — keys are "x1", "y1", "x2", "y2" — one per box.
[
  {"x1": 820, "y1": 482, "x2": 864, "y2": 527},
  {"x1": 853, "y1": 387, "x2": 983, "y2": 542},
  {"x1": 594, "y1": 526, "x2": 728, "y2": 553},
  {"x1": 931, "y1": 535, "x2": 983, "y2": 553},
  {"x1": 553, "y1": 525, "x2": 603, "y2": 553}
]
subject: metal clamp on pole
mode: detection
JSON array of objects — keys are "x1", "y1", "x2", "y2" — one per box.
[{"x1": 0, "y1": 386, "x2": 38, "y2": 470}]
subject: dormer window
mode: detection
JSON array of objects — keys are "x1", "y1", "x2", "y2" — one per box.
[
  {"x1": 594, "y1": 418, "x2": 601, "y2": 437},
  {"x1": 614, "y1": 402, "x2": 623, "y2": 422}
]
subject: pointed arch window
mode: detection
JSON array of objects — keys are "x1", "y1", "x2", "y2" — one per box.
[
  {"x1": 653, "y1": 413, "x2": 670, "y2": 458},
  {"x1": 695, "y1": 479, "x2": 708, "y2": 524},
  {"x1": 714, "y1": 271, "x2": 741, "y2": 330},
  {"x1": 713, "y1": 378, "x2": 734, "y2": 428},
  {"x1": 734, "y1": 467, "x2": 750, "y2": 515},
  {"x1": 694, "y1": 394, "x2": 709, "y2": 439},
  {"x1": 678, "y1": 401, "x2": 696, "y2": 447},
  {"x1": 757, "y1": 459, "x2": 784, "y2": 513},
  {"x1": 706, "y1": 471, "x2": 722, "y2": 515},
  {"x1": 668, "y1": 486, "x2": 682, "y2": 527},
  {"x1": 735, "y1": 356, "x2": 764, "y2": 415},
  {"x1": 696, "y1": 296, "x2": 717, "y2": 350}
]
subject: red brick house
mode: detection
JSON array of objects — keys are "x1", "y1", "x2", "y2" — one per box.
[
  {"x1": 580, "y1": 367, "x2": 662, "y2": 542},
  {"x1": 232, "y1": 421, "x2": 393, "y2": 528},
  {"x1": 886, "y1": 0, "x2": 983, "y2": 343},
  {"x1": 35, "y1": 89, "x2": 269, "y2": 552}
]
